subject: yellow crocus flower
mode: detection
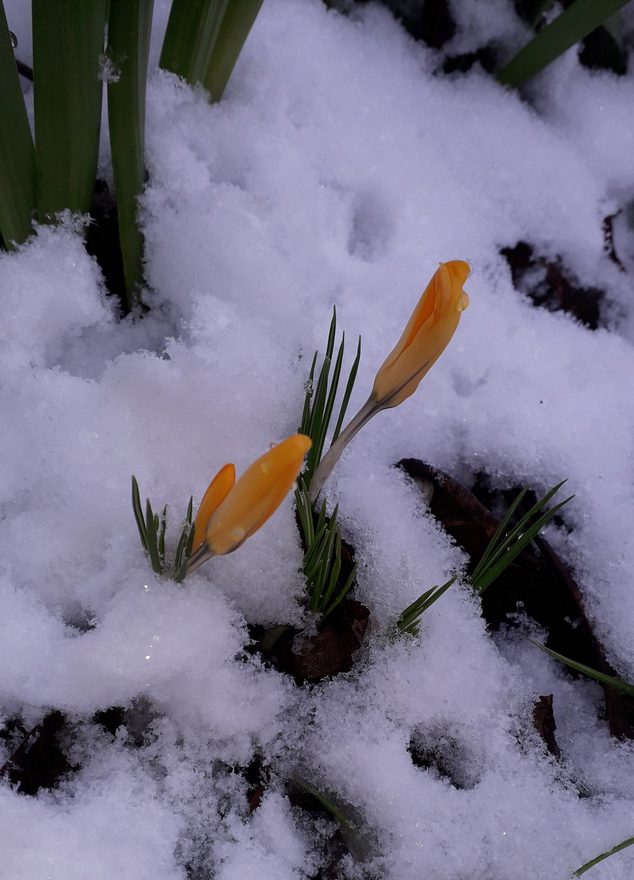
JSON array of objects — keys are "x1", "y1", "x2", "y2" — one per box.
[
  {"x1": 372, "y1": 260, "x2": 470, "y2": 408},
  {"x1": 188, "y1": 434, "x2": 312, "y2": 572},
  {"x1": 309, "y1": 261, "x2": 469, "y2": 501}
]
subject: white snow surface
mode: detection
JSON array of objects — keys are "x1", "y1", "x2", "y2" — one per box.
[{"x1": 1, "y1": 1, "x2": 634, "y2": 878}]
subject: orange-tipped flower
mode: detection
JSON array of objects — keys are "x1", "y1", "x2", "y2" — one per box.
[
  {"x1": 207, "y1": 434, "x2": 311, "y2": 555},
  {"x1": 187, "y1": 435, "x2": 312, "y2": 571},
  {"x1": 192, "y1": 463, "x2": 236, "y2": 552},
  {"x1": 372, "y1": 260, "x2": 470, "y2": 409}
]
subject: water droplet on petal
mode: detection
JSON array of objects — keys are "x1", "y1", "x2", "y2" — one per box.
[{"x1": 457, "y1": 290, "x2": 469, "y2": 312}]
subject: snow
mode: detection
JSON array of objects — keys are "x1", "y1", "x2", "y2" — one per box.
[{"x1": 1, "y1": 0, "x2": 634, "y2": 878}]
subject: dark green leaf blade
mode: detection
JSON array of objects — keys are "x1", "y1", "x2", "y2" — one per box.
[
  {"x1": 202, "y1": 0, "x2": 264, "y2": 102},
  {"x1": 0, "y1": 0, "x2": 35, "y2": 247},
  {"x1": 33, "y1": 0, "x2": 107, "y2": 220},
  {"x1": 107, "y1": 0, "x2": 153, "y2": 308},
  {"x1": 498, "y1": 0, "x2": 632, "y2": 89}
]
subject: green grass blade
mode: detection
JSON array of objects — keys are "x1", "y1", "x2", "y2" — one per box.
[
  {"x1": 0, "y1": 0, "x2": 35, "y2": 247},
  {"x1": 107, "y1": 0, "x2": 153, "y2": 309},
  {"x1": 473, "y1": 494, "x2": 573, "y2": 593},
  {"x1": 528, "y1": 639, "x2": 634, "y2": 698},
  {"x1": 470, "y1": 488, "x2": 528, "y2": 584},
  {"x1": 299, "y1": 352, "x2": 317, "y2": 436},
  {"x1": 498, "y1": 0, "x2": 632, "y2": 88},
  {"x1": 574, "y1": 835, "x2": 634, "y2": 876},
  {"x1": 160, "y1": 0, "x2": 230, "y2": 85},
  {"x1": 202, "y1": 0, "x2": 264, "y2": 101},
  {"x1": 397, "y1": 576, "x2": 456, "y2": 635},
  {"x1": 312, "y1": 336, "x2": 345, "y2": 472},
  {"x1": 131, "y1": 476, "x2": 148, "y2": 549},
  {"x1": 33, "y1": 0, "x2": 107, "y2": 220},
  {"x1": 331, "y1": 335, "x2": 361, "y2": 444},
  {"x1": 321, "y1": 562, "x2": 356, "y2": 619},
  {"x1": 144, "y1": 498, "x2": 162, "y2": 573},
  {"x1": 158, "y1": 504, "x2": 167, "y2": 562}
]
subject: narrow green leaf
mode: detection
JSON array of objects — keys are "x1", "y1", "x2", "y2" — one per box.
[
  {"x1": 498, "y1": 0, "x2": 632, "y2": 88},
  {"x1": 528, "y1": 639, "x2": 634, "y2": 698},
  {"x1": 202, "y1": 0, "x2": 264, "y2": 101},
  {"x1": 107, "y1": 0, "x2": 153, "y2": 309},
  {"x1": 312, "y1": 336, "x2": 345, "y2": 472},
  {"x1": 0, "y1": 0, "x2": 35, "y2": 247},
  {"x1": 33, "y1": 0, "x2": 107, "y2": 220},
  {"x1": 299, "y1": 351, "x2": 318, "y2": 435},
  {"x1": 144, "y1": 498, "x2": 162, "y2": 573},
  {"x1": 470, "y1": 488, "x2": 528, "y2": 584},
  {"x1": 574, "y1": 835, "x2": 634, "y2": 876},
  {"x1": 397, "y1": 576, "x2": 456, "y2": 636},
  {"x1": 160, "y1": 0, "x2": 230, "y2": 86},
  {"x1": 321, "y1": 561, "x2": 356, "y2": 619},
  {"x1": 158, "y1": 504, "x2": 167, "y2": 562},
  {"x1": 470, "y1": 481, "x2": 572, "y2": 594},
  {"x1": 331, "y1": 335, "x2": 361, "y2": 444},
  {"x1": 474, "y1": 494, "x2": 573, "y2": 593},
  {"x1": 131, "y1": 476, "x2": 148, "y2": 549}
]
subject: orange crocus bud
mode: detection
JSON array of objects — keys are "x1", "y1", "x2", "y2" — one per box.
[
  {"x1": 371, "y1": 260, "x2": 470, "y2": 409},
  {"x1": 309, "y1": 261, "x2": 470, "y2": 502},
  {"x1": 187, "y1": 434, "x2": 312, "y2": 572},
  {"x1": 192, "y1": 463, "x2": 236, "y2": 552},
  {"x1": 207, "y1": 434, "x2": 311, "y2": 555}
]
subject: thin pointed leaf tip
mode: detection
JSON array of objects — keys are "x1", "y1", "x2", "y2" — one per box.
[
  {"x1": 372, "y1": 260, "x2": 470, "y2": 409},
  {"x1": 189, "y1": 434, "x2": 311, "y2": 568}
]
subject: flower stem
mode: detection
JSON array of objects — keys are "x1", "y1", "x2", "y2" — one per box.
[{"x1": 309, "y1": 396, "x2": 378, "y2": 503}]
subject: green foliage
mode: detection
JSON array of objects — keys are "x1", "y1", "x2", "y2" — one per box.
[
  {"x1": 131, "y1": 476, "x2": 194, "y2": 582},
  {"x1": 470, "y1": 480, "x2": 573, "y2": 593},
  {"x1": 396, "y1": 480, "x2": 571, "y2": 636},
  {"x1": 33, "y1": 0, "x2": 108, "y2": 220},
  {"x1": 574, "y1": 835, "x2": 634, "y2": 876},
  {"x1": 107, "y1": 0, "x2": 154, "y2": 309},
  {"x1": 2, "y1": 0, "x2": 261, "y2": 303},
  {"x1": 295, "y1": 478, "x2": 356, "y2": 618},
  {"x1": 160, "y1": 0, "x2": 230, "y2": 86},
  {"x1": 397, "y1": 576, "x2": 457, "y2": 636},
  {"x1": 202, "y1": 0, "x2": 264, "y2": 101},
  {"x1": 0, "y1": 2, "x2": 35, "y2": 247},
  {"x1": 160, "y1": 0, "x2": 264, "y2": 102},
  {"x1": 528, "y1": 639, "x2": 634, "y2": 698},
  {"x1": 295, "y1": 310, "x2": 361, "y2": 619},
  {"x1": 498, "y1": 0, "x2": 632, "y2": 88}
]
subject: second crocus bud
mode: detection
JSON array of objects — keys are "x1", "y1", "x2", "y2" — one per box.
[{"x1": 188, "y1": 434, "x2": 312, "y2": 572}]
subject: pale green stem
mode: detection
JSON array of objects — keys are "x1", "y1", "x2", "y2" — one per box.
[
  {"x1": 309, "y1": 396, "x2": 380, "y2": 503},
  {"x1": 186, "y1": 542, "x2": 216, "y2": 574}
]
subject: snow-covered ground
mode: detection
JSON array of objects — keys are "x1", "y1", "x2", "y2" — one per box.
[{"x1": 1, "y1": 1, "x2": 634, "y2": 878}]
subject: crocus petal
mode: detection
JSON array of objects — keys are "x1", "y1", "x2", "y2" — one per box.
[
  {"x1": 206, "y1": 434, "x2": 312, "y2": 556},
  {"x1": 371, "y1": 260, "x2": 470, "y2": 409},
  {"x1": 192, "y1": 463, "x2": 236, "y2": 552}
]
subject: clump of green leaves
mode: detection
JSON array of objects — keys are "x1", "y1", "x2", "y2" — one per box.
[
  {"x1": 470, "y1": 480, "x2": 573, "y2": 593},
  {"x1": 296, "y1": 479, "x2": 356, "y2": 618},
  {"x1": 295, "y1": 309, "x2": 361, "y2": 618},
  {"x1": 131, "y1": 476, "x2": 194, "y2": 582},
  {"x1": 396, "y1": 480, "x2": 573, "y2": 636},
  {"x1": 396, "y1": 576, "x2": 457, "y2": 636},
  {"x1": 1, "y1": 0, "x2": 263, "y2": 309}
]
